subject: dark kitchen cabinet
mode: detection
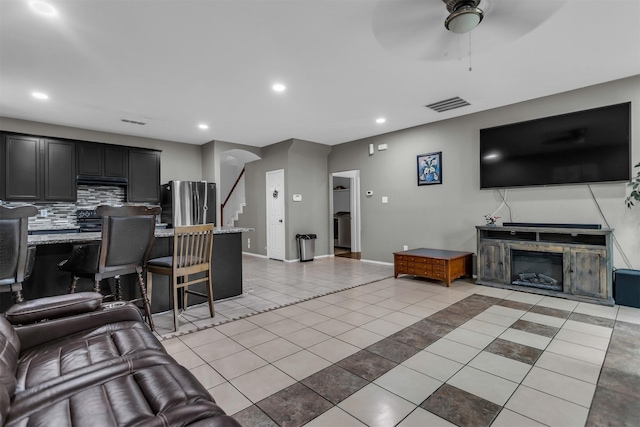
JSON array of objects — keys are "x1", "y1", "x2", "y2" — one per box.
[
  {"x1": 0, "y1": 136, "x2": 5, "y2": 200},
  {"x1": 43, "y1": 139, "x2": 76, "y2": 201},
  {"x1": 104, "y1": 146, "x2": 128, "y2": 178},
  {"x1": 3, "y1": 134, "x2": 76, "y2": 201},
  {"x1": 4, "y1": 134, "x2": 41, "y2": 201},
  {"x1": 128, "y1": 149, "x2": 160, "y2": 203},
  {"x1": 77, "y1": 143, "x2": 101, "y2": 176},
  {"x1": 77, "y1": 143, "x2": 128, "y2": 178}
]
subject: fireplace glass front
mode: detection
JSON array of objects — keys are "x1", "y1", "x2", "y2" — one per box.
[{"x1": 511, "y1": 250, "x2": 563, "y2": 291}]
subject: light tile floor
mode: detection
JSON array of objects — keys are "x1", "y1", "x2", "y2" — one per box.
[
  {"x1": 156, "y1": 256, "x2": 640, "y2": 427},
  {"x1": 151, "y1": 255, "x2": 394, "y2": 338}
]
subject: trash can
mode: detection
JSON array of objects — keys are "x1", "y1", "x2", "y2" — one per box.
[
  {"x1": 614, "y1": 269, "x2": 640, "y2": 308},
  {"x1": 296, "y1": 234, "x2": 317, "y2": 262}
]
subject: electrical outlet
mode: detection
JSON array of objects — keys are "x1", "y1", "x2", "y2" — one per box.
[
  {"x1": 403, "y1": 245, "x2": 408, "y2": 251},
  {"x1": 247, "y1": 238, "x2": 251, "y2": 248},
  {"x1": 40, "y1": 209, "x2": 48, "y2": 218}
]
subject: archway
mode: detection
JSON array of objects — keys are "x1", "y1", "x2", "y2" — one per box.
[{"x1": 219, "y1": 149, "x2": 261, "y2": 227}]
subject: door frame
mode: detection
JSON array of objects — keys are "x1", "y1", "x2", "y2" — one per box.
[{"x1": 331, "y1": 170, "x2": 361, "y2": 254}]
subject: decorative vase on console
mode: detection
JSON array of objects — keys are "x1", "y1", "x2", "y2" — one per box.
[{"x1": 484, "y1": 214, "x2": 499, "y2": 226}]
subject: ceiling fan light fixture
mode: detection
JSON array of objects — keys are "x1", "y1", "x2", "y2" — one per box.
[
  {"x1": 445, "y1": 5, "x2": 483, "y2": 33},
  {"x1": 442, "y1": 0, "x2": 483, "y2": 34}
]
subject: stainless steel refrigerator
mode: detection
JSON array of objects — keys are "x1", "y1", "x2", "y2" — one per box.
[{"x1": 160, "y1": 181, "x2": 216, "y2": 227}]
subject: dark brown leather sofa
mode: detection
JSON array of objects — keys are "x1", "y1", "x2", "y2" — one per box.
[{"x1": 0, "y1": 292, "x2": 241, "y2": 427}]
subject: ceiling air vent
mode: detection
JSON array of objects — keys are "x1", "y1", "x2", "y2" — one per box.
[
  {"x1": 426, "y1": 97, "x2": 470, "y2": 113},
  {"x1": 121, "y1": 119, "x2": 146, "y2": 125}
]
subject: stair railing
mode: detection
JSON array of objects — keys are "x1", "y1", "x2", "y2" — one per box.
[{"x1": 221, "y1": 167, "x2": 245, "y2": 227}]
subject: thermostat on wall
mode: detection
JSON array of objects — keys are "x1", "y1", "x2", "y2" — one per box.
[{"x1": 292, "y1": 194, "x2": 302, "y2": 202}]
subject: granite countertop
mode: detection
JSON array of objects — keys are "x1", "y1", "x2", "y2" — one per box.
[
  {"x1": 28, "y1": 226, "x2": 254, "y2": 245},
  {"x1": 28, "y1": 223, "x2": 169, "y2": 232},
  {"x1": 29, "y1": 225, "x2": 81, "y2": 232}
]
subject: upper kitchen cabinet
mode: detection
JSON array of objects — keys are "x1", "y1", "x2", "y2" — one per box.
[
  {"x1": 4, "y1": 134, "x2": 41, "y2": 201},
  {"x1": 0, "y1": 136, "x2": 5, "y2": 200},
  {"x1": 104, "y1": 145, "x2": 128, "y2": 178},
  {"x1": 2, "y1": 134, "x2": 76, "y2": 201},
  {"x1": 128, "y1": 148, "x2": 160, "y2": 203},
  {"x1": 77, "y1": 143, "x2": 128, "y2": 179},
  {"x1": 43, "y1": 139, "x2": 76, "y2": 201}
]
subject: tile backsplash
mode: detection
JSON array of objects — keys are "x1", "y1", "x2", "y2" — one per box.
[
  {"x1": 2, "y1": 185, "x2": 131, "y2": 230},
  {"x1": 76, "y1": 185, "x2": 126, "y2": 208}
]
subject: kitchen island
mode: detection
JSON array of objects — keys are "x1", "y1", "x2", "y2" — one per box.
[{"x1": 0, "y1": 227, "x2": 253, "y2": 313}]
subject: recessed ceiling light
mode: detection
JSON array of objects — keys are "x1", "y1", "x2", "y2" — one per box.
[
  {"x1": 29, "y1": 1, "x2": 57, "y2": 16},
  {"x1": 376, "y1": 118, "x2": 386, "y2": 124},
  {"x1": 32, "y1": 92, "x2": 49, "y2": 100},
  {"x1": 198, "y1": 124, "x2": 209, "y2": 130},
  {"x1": 272, "y1": 83, "x2": 286, "y2": 92}
]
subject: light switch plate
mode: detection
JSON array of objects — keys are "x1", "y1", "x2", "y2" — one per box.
[{"x1": 382, "y1": 196, "x2": 388, "y2": 203}]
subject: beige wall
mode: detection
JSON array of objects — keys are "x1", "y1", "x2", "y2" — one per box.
[
  {"x1": 328, "y1": 76, "x2": 640, "y2": 268},
  {"x1": 3, "y1": 76, "x2": 638, "y2": 269},
  {"x1": 0, "y1": 117, "x2": 203, "y2": 184}
]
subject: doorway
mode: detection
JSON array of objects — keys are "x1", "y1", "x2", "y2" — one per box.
[
  {"x1": 331, "y1": 170, "x2": 361, "y2": 259},
  {"x1": 266, "y1": 169, "x2": 285, "y2": 260}
]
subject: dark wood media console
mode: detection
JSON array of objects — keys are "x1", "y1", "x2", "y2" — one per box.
[{"x1": 476, "y1": 225, "x2": 614, "y2": 305}]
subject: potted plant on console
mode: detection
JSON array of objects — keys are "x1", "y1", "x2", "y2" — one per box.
[
  {"x1": 625, "y1": 162, "x2": 640, "y2": 208},
  {"x1": 617, "y1": 162, "x2": 640, "y2": 309}
]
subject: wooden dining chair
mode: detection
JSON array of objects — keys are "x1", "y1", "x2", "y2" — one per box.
[{"x1": 146, "y1": 224, "x2": 214, "y2": 331}]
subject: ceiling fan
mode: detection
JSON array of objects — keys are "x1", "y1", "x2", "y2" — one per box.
[
  {"x1": 372, "y1": 0, "x2": 565, "y2": 62},
  {"x1": 442, "y1": 0, "x2": 485, "y2": 34}
]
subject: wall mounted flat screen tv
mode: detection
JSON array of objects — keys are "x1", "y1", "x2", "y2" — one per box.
[{"x1": 480, "y1": 102, "x2": 631, "y2": 189}]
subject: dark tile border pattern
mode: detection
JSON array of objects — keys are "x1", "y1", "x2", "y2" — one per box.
[{"x1": 219, "y1": 291, "x2": 637, "y2": 426}]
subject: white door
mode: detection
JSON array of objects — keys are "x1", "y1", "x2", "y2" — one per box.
[{"x1": 266, "y1": 169, "x2": 286, "y2": 260}]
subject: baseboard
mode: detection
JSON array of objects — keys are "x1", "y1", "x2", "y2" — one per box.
[
  {"x1": 360, "y1": 259, "x2": 394, "y2": 266},
  {"x1": 283, "y1": 254, "x2": 332, "y2": 263},
  {"x1": 242, "y1": 251, "x2": 268, "y2": 259}
]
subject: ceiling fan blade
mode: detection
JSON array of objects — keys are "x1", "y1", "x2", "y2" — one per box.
[
  {"x1": 372, "y1": 0, "x2": 458, "y2": 61},
  {"x1": 475, "y1": 0, "x2": 565, "y2": 43}
]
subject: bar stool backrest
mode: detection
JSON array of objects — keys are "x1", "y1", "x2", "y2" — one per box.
[
  {"x1": 95, "y1": 205, "x2": 161, "y2": 274},
  {"x1": 0, "y1": 205, "x2": 37, "y2": 286}
]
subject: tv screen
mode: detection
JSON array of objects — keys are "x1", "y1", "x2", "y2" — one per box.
[{"x1": 480, "y1": 102, "x2": 631, "y2": 189}]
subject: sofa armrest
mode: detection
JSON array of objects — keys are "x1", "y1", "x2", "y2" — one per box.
[
  {"x1": 5, "y1": 292, "x2": 103, "y2": 326},
  {"x1": 14, "y1": 302, "x2": 144, "y2": 351}
]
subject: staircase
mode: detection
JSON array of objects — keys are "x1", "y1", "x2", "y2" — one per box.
[{"x1": 221, "y1": 168, "x2": 246, "y2": 227}]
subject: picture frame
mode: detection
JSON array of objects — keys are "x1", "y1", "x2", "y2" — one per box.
[{"x1": 417, "y1": 151, "x2": 442, "y2": 186}]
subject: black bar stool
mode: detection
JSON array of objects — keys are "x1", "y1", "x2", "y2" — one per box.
[
  {"x1": 0, "y1": 205, "x2": 38, "y2": 303},
  {"x1": 58, "y1": 205, "x2": 160, "y2": 329}
]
